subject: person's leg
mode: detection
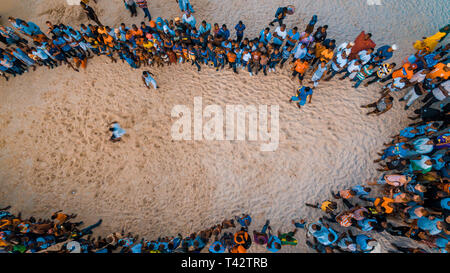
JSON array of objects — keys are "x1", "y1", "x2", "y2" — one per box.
[
  {"x1": 81, "y1": 219, "x2": 103, "y2": 235},
  {"x1": 353, "y1": 78, "x2": 363, "y2": 88},
  {"x1": 365, "y1": 75, "x2": 381, "y2": 85},
  {"x1": 340, "y1": 71, "x2": 351, "y2": 80},
  {"x1": 325, "y1": 69, "x2": 338, "y2": 81},
  {"x1": 143, "y1": 8, "x2": 151, "y2": 21},
  {"x1": 380, "y1": 73, "x2": 392, "y2": 83},
  {"x1": 421, "y1": 97, "x2": 438, "y2": 109},
  {"x1": 421, "y1": 92, "x2": 434, "y2": 103},
  {"x1": 261, "y1": 220, "x2": 269, "y2": 234},
  {"x1": 194, "y1": 59, "x2": 201, "y2": 71},
  {"x1": 342, "y1": 199, "x2": 354, "y2": 209}
]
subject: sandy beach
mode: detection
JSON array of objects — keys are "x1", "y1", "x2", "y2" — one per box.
[{"x1": 0, "y1": 0, "x2": 448, "y2": 252}]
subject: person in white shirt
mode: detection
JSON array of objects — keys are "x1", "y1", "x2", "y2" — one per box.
[
  {"x1": 339, "y1": 59, "x2": 361, "y2": 80},
  {"x1": 272, "y1": 24, "x2": 287, "y2": 49},
  {"x1": 182, "y1": 10, "x2": 196, "y2": 28},
  {"x1": 421, "y1": 80, "x2": 449, "y2": 109},
  {"x1": 399, "y1": 69, "x2": 431, "y2": 110},
  {"x1": 325, "y1": 51, "x2": 348, "y2": 81},
  {"x1": 336, "y1": 42, "x2": 354, "y2": 56},
  {"x1": 358, "y1": 48, "x2": 373, "y2": 65},
  {"x1": 241, "y1": 49, "x2": 253, "y2": 76}
]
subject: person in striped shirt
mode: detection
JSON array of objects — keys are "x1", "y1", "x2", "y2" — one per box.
[
  {"x1": 352, "y1": 63, "x2": 376, "y2": 88},
  {"x1": 135, "y1": 0, "x2": 151, "y2": 21},
  {"x1": 364, "y1": 62, "x2": 396, "y2": 86}
]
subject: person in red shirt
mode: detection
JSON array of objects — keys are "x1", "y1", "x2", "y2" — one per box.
[{"x1": 348, "y1": 31, "x2": 376, "y2": 60}]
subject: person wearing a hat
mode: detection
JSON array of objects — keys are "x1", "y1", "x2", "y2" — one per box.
[{"x1": 375, "y1": 44, "x2": 397, "y2": 62}]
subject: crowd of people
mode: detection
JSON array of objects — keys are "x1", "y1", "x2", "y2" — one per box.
[{"x1": 0, "y1": 1, "x2": 449, "y2": 253}]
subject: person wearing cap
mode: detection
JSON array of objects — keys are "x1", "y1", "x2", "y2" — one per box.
[
  {"x1": 182, "y1": 10, "x2": 196, "y2": 29},
  {"x1": 375, "y1": 44, "x2": 397, "y2": 62}
]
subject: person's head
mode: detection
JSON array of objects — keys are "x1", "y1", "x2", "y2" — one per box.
[
  {"x1": 264, "y1": 27, "x2": 270, "y2": 34},
  {"x1": 322, "y1": 25, "x2": 328, "y2": 31},
  {"x1": 387, "y1": 96, "x2": 394, "y2": 102},
  {"x1": 201, "y1": 20, "x2": 207, "y2": 27},
  {"x1": 389, "y1": 62, "x2": 396, "y2": 69},
  {"x1": 274, "y1": 242, "x2": 281, "y2": 250},
  {"x1": 311, "y1": 224, "x2": 320, "y2": 231},
  {"x1": 292, "y1": 26, "x2": 298, "y2": 33},
  {"x1": 222, "y1": 24, "x2": 227, "y2": 30},
  {"x1": 367, "y1": 48, "x2": 374, "y2": 54},
  {"x1": 80, "y1": 1, "x2": 86, "y2": 8},
  {"x1": 280, "y1": 24, "x2": 286, "y2": 31},
  {"x1": 364, "y1": 33, "x2": 372, "y2": 40},
  {"x1": 300, "y1": 43, "x2": 306, "y2": 49}
]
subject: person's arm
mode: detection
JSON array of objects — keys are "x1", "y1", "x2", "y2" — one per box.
[
  {"x1": 308, "y1": 94, "x2": 312, "y2": 103},
  {"x1": 438, "y1": 84, "x2": 449, "y2": 97}
]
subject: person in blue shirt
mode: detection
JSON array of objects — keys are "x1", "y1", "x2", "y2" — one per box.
[
  {"x1": 269, "y1": 6, "x2": 293, "y2": 27},
  {"x1": 266, "y1": 226, "x2": 282, "y2": 252},
  {"x1": 290, "y1": 86, "x2": 313, "y2": 109},
  {"x1": 109, "y1": 122, "x2": 126, "y2": 142},
  {"x1": 280, "y1": 45, "x2": 293, "y2": 68},
  {"x1": 375, "y1": 44, "x2": 396, "y2": 62},
  {"x1": 209, "y1": 238, "x2": 226, "y2": 253},
  {"x1": 198, "y1": 20, "x2": 211, "y2": 38},
  {"x1": 234, "y1": 21, "x2": 246, "y2": 44},
  {"x1": 177, "y1": 0, "x2": 194, "y2": 13},
  {"x1": 259, "y1": 28, "x2": 272, "y2": 46},
  {"x1": 286, "y1": 27, "x2": 300, "y2": 47},
  {"x1": 142, "y1": 71, "x2": 158, "y2": 89},
  {"x1": 217, "y1": 24, "x2": 230, "y2": 41},
  {"x1": 268, "y1": 47, "x2": 281, "y2": 72}
]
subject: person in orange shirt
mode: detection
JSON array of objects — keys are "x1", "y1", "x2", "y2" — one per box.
[
  {"x1": 319, "y1": 45, "x2": 334, "y2": 64},
  {"x1": 426, "y1": 62, "x2": 450, "y2": 80},
  {"x1": 381, "y1": 62, "x2": 416, "y2": 82},
  {"x1": 227, "y1": 49, "x2": 238, "y2": 74},
  {"x1": 130, "y1": 24, "x2": 143, "y2": 37},
  {"x1": 291, "y1": 58, "x2": 309, "y2": 84},
  {"x1": 102, "y1": 33, "x2": 115, "y2": 48},
  {"x1": 311, "y1": 42, "x2": 326, "y2": 67}
]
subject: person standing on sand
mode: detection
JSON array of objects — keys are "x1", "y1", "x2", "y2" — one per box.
[
  {"x1": 135, "y1": 0, "x2": 152, "y2": 22},
  {"x1": 123, "y1": 0, "x2": 138, "y2": 17},
  {"x1": 310, "y1": 61, "x2": 327, "y2": 89},
  {"x1": 142, "y1": 71, "x2": 158, "y2": 89},
  {"x1": 291, "y1": 58, "x2": 309, "y2": 84},
  {"x1": 176, "y1": 0, "x2": 194, "y2": 14},
  {"x1": 80, "y1": 2, "x2": 102, "y2": 26},
  {"x1": 361, "y1": 94, "x2": 394, "y2": 116},
  {"x1": 348, "y1": 31, "x2": 376, "y2": 60},
  {"x1": 304, "y1": 15, "x2": 318, "y2": 34}
]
